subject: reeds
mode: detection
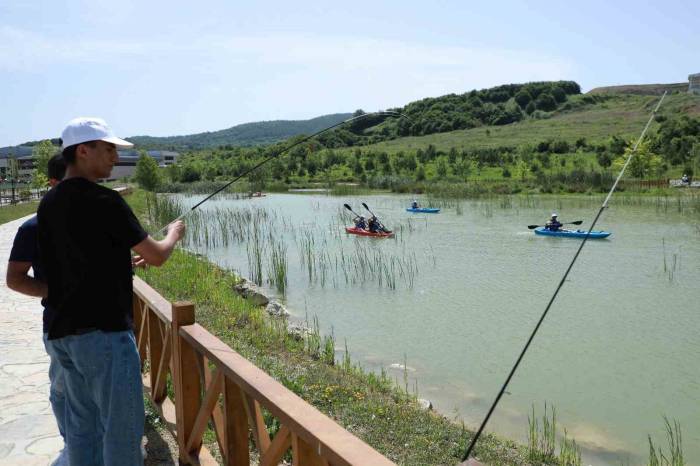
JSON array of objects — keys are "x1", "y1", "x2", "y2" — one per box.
[
  {"x1": 527, "y1": 403, "x2": 581, "y2": 466},
  {"x1": 267, "y1": 235, "x2": 288, "y2": 292},
  {"x1": 661, "y1": 238, "x2": 681, "y2": 282},
  {"x1": 648, "y1": 417, "x2": 684, "y2": 466}
]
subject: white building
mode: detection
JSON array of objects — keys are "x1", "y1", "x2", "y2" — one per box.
[
  {"x1": 689, "y1": 73, "x2": 700, "y2": 94},
  {"x1": 106, "y1": 150, "x2": 180, "y2": 181},
  {"x1": 0, "y1": 147, "x2": 179, "y2": 182}
]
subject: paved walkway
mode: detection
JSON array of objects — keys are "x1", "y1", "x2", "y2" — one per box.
[{"x1": 0, "y1": 214, "x2": 62, "y2": 466}]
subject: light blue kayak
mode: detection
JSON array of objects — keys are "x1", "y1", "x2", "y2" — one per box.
[
  {"x1": 406, "y1": 207, "x2": 441, "y2": 213},
  {"x1": 534, "y1": 227, "x2": 611, "y2": 239}
]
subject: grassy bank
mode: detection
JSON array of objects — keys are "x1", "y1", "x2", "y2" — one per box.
[{"x1": 0, "y1": 201, "x2": 39, "y2": 225}]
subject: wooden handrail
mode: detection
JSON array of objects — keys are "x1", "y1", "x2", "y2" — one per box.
[{"x1": 133, "y1": 276, "x2": 396, "y2": 466}]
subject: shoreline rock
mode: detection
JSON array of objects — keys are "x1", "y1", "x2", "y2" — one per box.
[{"x1": 232, "y1": 278, "x2": 269, "y2": 306}]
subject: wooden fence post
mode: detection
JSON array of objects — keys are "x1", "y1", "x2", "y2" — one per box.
[
  {"x1": 223, "y1": 380, "x2": 250, "y2": 465},
  {"x1": 171, "y1": 301, "x2": 201, "y2": 464}
]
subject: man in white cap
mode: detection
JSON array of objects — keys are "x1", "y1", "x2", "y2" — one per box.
[{"x1": 37, "y1": 117, "x2": 186, "y2": 465}]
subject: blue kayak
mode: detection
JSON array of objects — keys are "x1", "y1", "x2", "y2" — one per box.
[
  {"x1": 406, "y1": 207, "x2": 441, "y2": 213},
  {"x1": 534, "y1": 227, "x2": 611, "y2": 239}
]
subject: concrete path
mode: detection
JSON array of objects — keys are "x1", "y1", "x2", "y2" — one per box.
[
  {"x1": 0, "y1": 214, "x2": 62, "y2": 466},
  {"x1": 0, "y1": 214, "x2": 180, "y2": 466}
]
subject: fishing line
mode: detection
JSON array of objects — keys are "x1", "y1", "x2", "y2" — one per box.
[
  {"x1": 153, "y1": 110, "x2": 411, "y2": 235},
  {"x1": 461, "y1": 91, "x2": 666, "y2": 463}
]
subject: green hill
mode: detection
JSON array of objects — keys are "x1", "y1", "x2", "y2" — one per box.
[
  {"x1": 126, "y1": 113, "x2": 353, "y2": 150},
  {"x1": 588, "y1": 83, "x2": 688, "y2": 95},
  {"x1": 350, "y1": 92, "x2": 700, "y2": 155}
]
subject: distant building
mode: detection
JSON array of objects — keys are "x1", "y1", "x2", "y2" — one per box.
[
  {"x1": 106, "y1": 150, "x2": 180, "y2": 181},
  {"x1": 690, "y1": 73, "x2": 700, "y2": 94},
  {"x1": 0, "y1": 146, "x2": 179, "y2": 182}
]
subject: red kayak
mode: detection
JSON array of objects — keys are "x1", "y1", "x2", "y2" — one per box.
[{"x1": 345, "y1": 227, "x2": 394, "y2": 238}]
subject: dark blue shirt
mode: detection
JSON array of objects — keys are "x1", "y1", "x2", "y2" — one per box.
[{"x1": 9, "y1": 215, "x2": 54, "y2": 333}]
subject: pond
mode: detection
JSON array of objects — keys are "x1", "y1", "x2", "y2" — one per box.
[{"x1": 169, "y1": 192, "x2": 699, "y2": 465}]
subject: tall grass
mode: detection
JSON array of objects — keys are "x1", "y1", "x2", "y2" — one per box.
[
  {"x1": 267, "y1": 235, "x2": 288, "y2": 293},
  {"x1": 648, "y1": 417, "x2": 684, "y2": 466},
  {"x1": 661, "y1": 238, "x2": 681, "y2": 282},
  {"x1": 527, "y1": 403, "x2": 581, "y2": 466}
]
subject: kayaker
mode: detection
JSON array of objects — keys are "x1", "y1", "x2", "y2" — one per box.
[
  {"x1": 681, "y1": 173, "x2": 689, "y2": 184},
  {"x1": 545, "y1": 213, "x2": 563, "y2": 231},
  {"x1": 411, "y1": 199, "x2": 420, "y2": 209},
  {"x1": 368, "y1": 215, "x2": 384, "y2": 233},
  {"x1": 354, "y1": 216, "x2": 367, "y2": 230}
]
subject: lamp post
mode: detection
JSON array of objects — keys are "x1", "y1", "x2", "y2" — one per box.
[{"x1": 10, "y1": 152, "x2": 17, "y2": 205}]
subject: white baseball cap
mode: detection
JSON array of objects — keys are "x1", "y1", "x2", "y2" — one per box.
[{"x1": 61, "y1": 117, "x2": 133, "y2": 150}]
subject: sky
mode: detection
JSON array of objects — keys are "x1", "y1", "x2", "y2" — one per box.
[{"x1": 1, "y1": 0, "x2": 697, "y2": 147}]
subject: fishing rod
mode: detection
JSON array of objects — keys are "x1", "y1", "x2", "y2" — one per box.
[
  {"x1": 154, "y1": 110, "x2": 410, "y2": 235},
  {"x1": 461, "y1": 91, "x2": 667, "y2": 463}
]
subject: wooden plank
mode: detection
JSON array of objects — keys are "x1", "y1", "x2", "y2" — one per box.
[
  {"x1": 260, "y1": 425, "x2": 291, "y2": 466},
  {"x1": 180, "y1": 325, "x2": 395, "y2": 466},
  {"x1": 243, "y1": 393, "x2": 271, "y2": 454},
  {"x1": 136, "y1": 300, "x2": 149, "y2": 363},
  {"x1": 148, "y1": 312, "x2": 165, "y2": 401},
  {"x1": 223, "y1": 378, "x2": 249, "y2": 465},
  {"x1": 133, "y1": 295, "x2": 146, "y2": 366},
  {"x1": 292, "y1": 433, "x2": 328, "y2": 466},
  {"x1": 186, "y1": 369, "x2": 223, "y2": 452},
  {"x1": 153, "y1": 325, "x2": 171, "y2": 403},
  {"x1": 171, "y1": 302, "x2": 200, "y2": 464},
  {"x1": 143, "y1": 374, "x2": 219, "y2": 466},
  {"x1": 202, "y1": 358, "x2": 227, "y2": 456},
  {"x1": 133, "y1": 276, "x2": 173, "y2": 323}
]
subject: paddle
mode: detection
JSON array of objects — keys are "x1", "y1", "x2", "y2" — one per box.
[
  {"x1": 361, "y1": 202, "x2": 391, "y2": 233},
  {"x1": 343, "y1": 203, "x2": 361, "y2": 218},
  {"x1": 527, "y1": 220, "x2": 583, "y2": 230}
]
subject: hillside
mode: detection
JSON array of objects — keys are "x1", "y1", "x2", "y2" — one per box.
[
  {"x1": 146, "y1": 81, "x2": 700, "y2": 196},
  {"x1": 347, "y1": 92, "x2": 700, "y2": 155},
  {"x1": 588, "y1": 83, "x2": 688, "y2": 95},
  {"x1": 127, "y1": 113, "x2": 353, "y2": 150}
]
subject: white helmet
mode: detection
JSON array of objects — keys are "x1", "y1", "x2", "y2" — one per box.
[{"x1": 551, "y1": 213, "x2": 558, "y2": 218}]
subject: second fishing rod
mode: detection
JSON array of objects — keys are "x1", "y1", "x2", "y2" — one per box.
[{"x1": 460, "y1": 92, "x2": 667, "y2": 463}]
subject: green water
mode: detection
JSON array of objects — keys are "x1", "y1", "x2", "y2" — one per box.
[{"x1": 176, "y1": 193, "x2": 699, "y2": 465}]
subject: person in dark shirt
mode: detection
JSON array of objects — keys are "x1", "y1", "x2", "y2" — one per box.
[
  {"x1": 6, "y1": 153, "x2": 69, "y2": 466},
  {"x1": 545, "y1": 213, "x2": 563, "y2": 231},
  {"x1": 38, "y1": 117, "x2": 185, "y2": 466},
  {"x1": 353, "y1": 215, "x2": 367, "y2": 230},
  {"x1": 368, "y1": 215, "x2": 387, "y2": 233}
]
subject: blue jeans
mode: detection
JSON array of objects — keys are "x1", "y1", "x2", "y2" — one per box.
[
  {"x1": 47, "y1": 330, "x2": 144, "y2": 466},
  {"x1": 43, "y1": 334, "x2": 67, "y2": 440}
]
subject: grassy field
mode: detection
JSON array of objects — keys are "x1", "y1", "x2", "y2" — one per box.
[{"x1": 0, "y1": 201, "x2": 38, "y2": 225}]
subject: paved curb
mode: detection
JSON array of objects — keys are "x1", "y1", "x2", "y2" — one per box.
[{"x1": 0, "y1": 214, "x2": 62, "y2": 466}]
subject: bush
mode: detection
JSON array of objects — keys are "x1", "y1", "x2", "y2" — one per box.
[
  {"x1": 551, "y1": 140, "x2": 570, "y2": 154},
  {"x1": 535, "y1": 93, "x2": 557, "y2": 111}
]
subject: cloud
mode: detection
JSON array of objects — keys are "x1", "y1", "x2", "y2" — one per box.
[{"x1": 0, "y1": 26, "x2": 576, "y2": 87}]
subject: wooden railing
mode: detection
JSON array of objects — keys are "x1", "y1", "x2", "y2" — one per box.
[{"x1": 133, "y1": 276, "x2": 396, "y2": 466}]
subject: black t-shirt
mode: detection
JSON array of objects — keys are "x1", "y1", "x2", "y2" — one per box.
[{"x1": 37, "y1": 177, "x2": 148, "y2": 339}]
